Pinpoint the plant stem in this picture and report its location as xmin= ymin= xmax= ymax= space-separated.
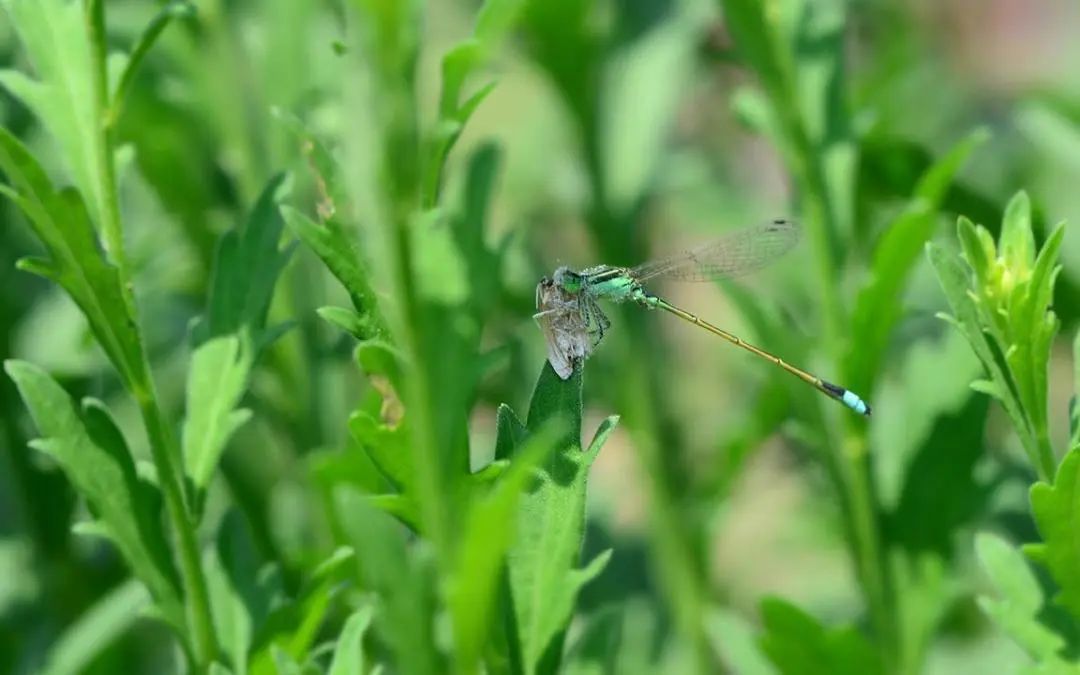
xmin=138 ymin=392 xmax=219 ymax=667
xmin=622 ymin=351 xmax=713 ymax=673
xmin=580 ymin=122 xmax=714 ymax=671
xmin=838 ymin=432 xmax=897 ymax=667
xmin=792 ymin=119 xmax=899 ymax=675
xmin=1035 ymin=428 xmax=1057 ymax=482
xmin=85 ymin=0 xmax=129 ymax=285
xmin=732 ymin=19 xmax=899 ymax=666
xmin=85 ymin=1 xmax=219 ymax=667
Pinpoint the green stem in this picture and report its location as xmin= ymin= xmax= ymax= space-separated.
xmin=622 ymin=352 xmax=713 ymax=673
xmin=393 ymin=209 xmax=452 ymax=558
xmin=791 ymin=119 xmax=899 ymax=675
xmin=581 ymin=118 xmax=713 ymax=671
xmin=756 ymin=30 xmax=898 ymax=670
xmin=85 ymin=0 xmax=129 ymax=285
xmin=1035 ymin=429 xmax=1056 ymax=483
xmin=85 ymin=2 xmax=219 ymax=668
xmin=790 ymin=122 xmax=898 ymax=673
xmin=138 ymin=392 xmax=219 ymax=667
xmin=838 ymin=432 xmax=897 ymax=667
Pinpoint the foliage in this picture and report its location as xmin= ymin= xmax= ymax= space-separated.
xmin=1 ymin=0 xmax=1080 ymax=674
xmin=929 ymin=192 xmax=1064 ymax=480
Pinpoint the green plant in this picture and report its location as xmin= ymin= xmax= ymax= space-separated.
xmin=2 ymin=0 xmax=620 ymax=672
xmin=930 ymin=194 xmax=1080 ymax=673
xmin=4 ymin=1 xmax=1080 ymax=674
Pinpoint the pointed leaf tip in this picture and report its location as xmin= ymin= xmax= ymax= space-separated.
xmin=585 ymin=415 xmax=619 ymax=464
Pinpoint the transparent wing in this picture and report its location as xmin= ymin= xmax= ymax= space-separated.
xmin=630 ymin=219 xmax=801 ymax=283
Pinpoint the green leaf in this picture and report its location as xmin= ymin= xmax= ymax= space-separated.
xmin=976 ymin=533 xmax=1068 ymax=664
xmin=870 ymin=330 xmax=982 ymax=510
xmin=183 ymin=335 xmax=253 ymax=491
xmin=107 ymin=1 xmax=195 ymax=128
xmin=847 ymin=129 xmax=986 ymax=394
xmin=184 ymin=176 xmax=293 ymax=492
xmin=4 ymin=360 xmax=184 ymax=631
xmin=563 ymin=602 xmax=663 ymax=675
xmin=562 ymin=606 xmax=625 ymax=675
xmin=707 ymin=608 xmax=776 ymax=675
xmin=1027 ymin=448 xmax=1080 ymax=622
xmin=422 ymin=0 xmax=524 ymax=206
xmin=887 ymin=396 xmax=990 ymax=556
xmin=207 ymin=512 xmax=284 ymax=675
xmin=1023 ymin=221 xmax=1065 ymax=431
xmin=200 ymin=174 xmax=293 ymax=342
xmin=452 ymin=144 xmax=503 ymax=321
xmin=39 ymin=580 xmax=150 ymax=675
xmin=927 ymin=240 xmax=1035 ymax=463
xmin=506 ymin=364 xmax=615 ymax=674
xmin=249 ymin=547 xmax=356 ymax=675
xmin=281 ymin=206 xmax=387 ymax=341
xmin=270 ymin=646 xmax=303 ymax=675
xmin=0 ymin=0 xmax=110 ymax=231
xmin=348 ymin=408 xmax=412 ymax=493
xmin=336 ymin=489 xmax=444 ymax=675
xmin=1071 ymin=333 xmax=1080 ymax=449
xmin=601 ymin=5 xmax=704 ymax=213
xmin=957 ymin=215 xmax=993 ymax=287
xmin=328 ymin=604 xmax=375 ymax=675
xmin=0 ymin=128 xmax=146 ymax=391
xmin=316 ymin=306 xmax=372 ymax=342
xmin=791 ymin=0 xmax=856 ymax=238
xmin=1001 ymin=191 xmax=1036 ymax=275
xmin=758 ymin=598 xmax=883 ymax=675
xmin=494 ymin=403 xmax=527 ymax=462
xmin=346 ymin=342 xmax=418 ymax=527
xmin=717 ymin=0 xmax=788 ymax=105
xmin=449 ymin=420 xmax=564 ymax=672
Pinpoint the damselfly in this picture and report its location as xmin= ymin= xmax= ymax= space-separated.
xmin=533 ymin=218 xmax=871 ymax=416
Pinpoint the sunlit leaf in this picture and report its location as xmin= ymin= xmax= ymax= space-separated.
xmin=1027 ymin=448 xmax=1080 ymax=623
xmin=0 ymin=128 xmax=146 ymax=391
xmin=758 ymin=598 xmax=882 ymax=675
xmin=5 ymin=360 xmax=184 ymax=631
xmin=328 ymin=603 xmax=375 ymax=675
xmin=506 ymin=364 xmax=614 ymax=673
xmin=976 ymin=533 xmax=1070 ymax=667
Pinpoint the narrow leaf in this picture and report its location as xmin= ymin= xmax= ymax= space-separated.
xmin=507 ymin=363 xmax=616 ymax=673
xmin=282 ymin=206 xmax=387 ymax=340
xmin=201 ymin=175 xmax=292 ymax=342
xmin=5 ymin=360 xmax=183 ymax=629
xmin=40 ymin=580 xmax=150 ymax=675
xmin=0 ymin=0 xmax=109 ymax=229
xmin=108 ymin=1 xmax=195 ymax=127
xmin=1001 ymin=191 xmax=1036 ymax=273
xmin=0 ymin=128 xmax=146 ymax=390
xmin=758 ymin=598 xmax=883 ymax=675
xmin=976 ymin=533 xmax=1067 ymax=663
xmin=336 ymin=489 xmax=443 ymax=675
xmin=450 ymin=421 xmax=563 ymax=671
xmin=183 ymin=336 xmax=253 ymax=490
xmin=328 ymin=604 xmax=375 ymax=675
xmin=847 ymin=129 xmax=986 ymax=393
xmin=1027 ymin=448 xmax=1080 ymax=622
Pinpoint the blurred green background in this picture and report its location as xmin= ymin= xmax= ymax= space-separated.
xmin=3 ymin=0 xmax=1080 ymax=673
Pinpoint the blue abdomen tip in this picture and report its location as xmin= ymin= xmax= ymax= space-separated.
xmin=842 ymin=390 xmax=871 ymax=416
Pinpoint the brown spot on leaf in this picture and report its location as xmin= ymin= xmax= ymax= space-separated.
xmin=370 ymin=375 xmax=404 ymax=427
